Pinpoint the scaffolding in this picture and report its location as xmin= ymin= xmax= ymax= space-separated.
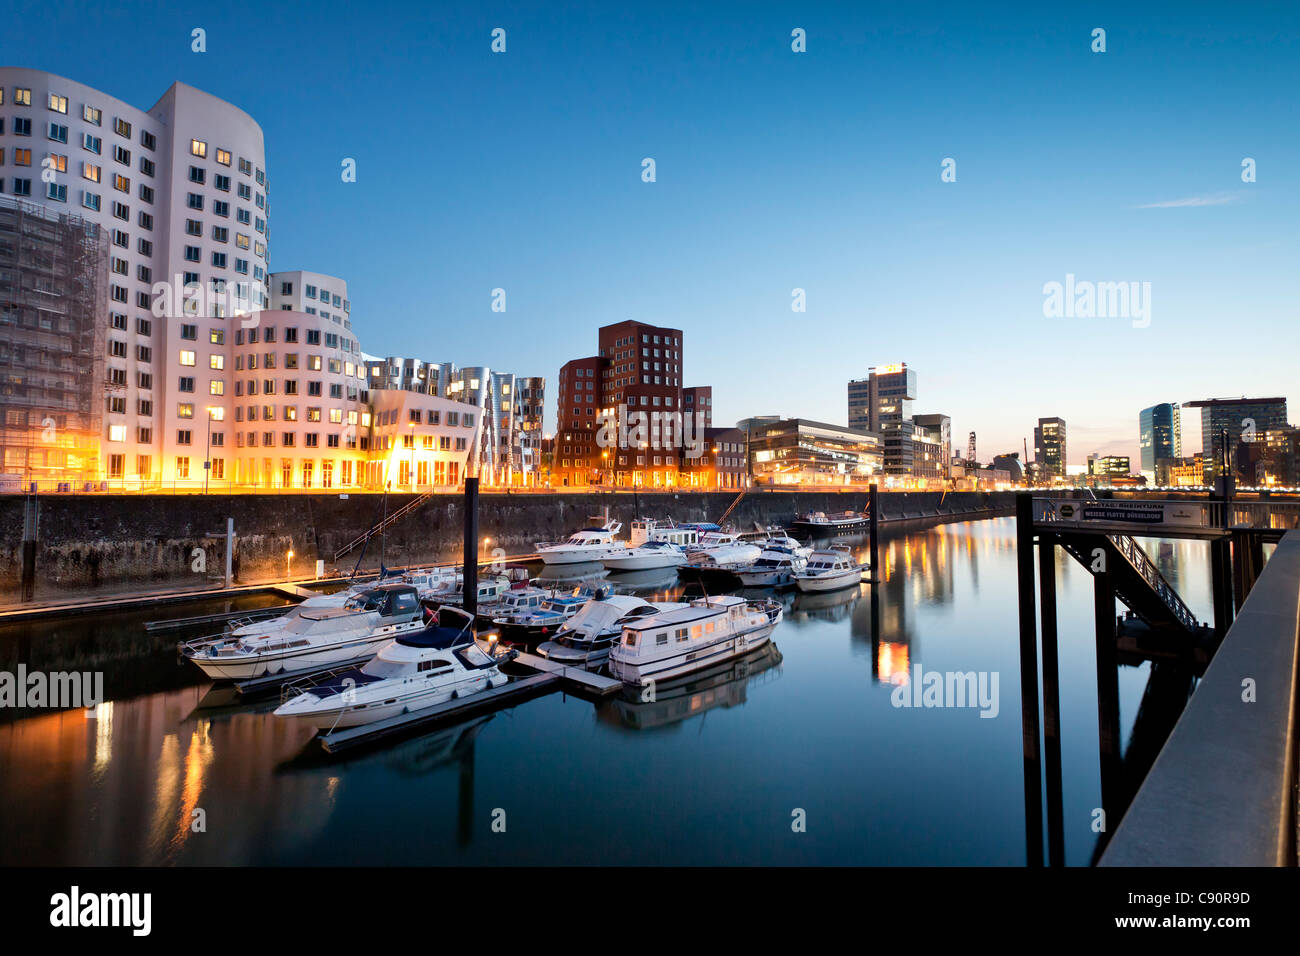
xmin=0 ymin=197 xmax=108 ymax=489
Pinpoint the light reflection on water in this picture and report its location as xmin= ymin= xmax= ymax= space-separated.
xmin=0 ymin=518 xmax=1212 ymax=866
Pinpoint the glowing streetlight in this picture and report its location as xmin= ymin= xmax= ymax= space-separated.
xmin=286 ymin=549 xmax=294 ymax=582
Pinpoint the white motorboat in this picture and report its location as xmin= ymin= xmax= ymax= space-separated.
xmin=627 ymin=518 xmax=703 ymax=549
xmin=181 ymin=583 xmax=428 ymax=681
xmin=535 ymin=521 xmax=626 ymax=565
xmin=792 ymin=546 xmax=867 ymax=592
xmin=608 ymin=594 xmax=783 ymax=686
xmin=759 ymin=535 xmax=813 ymax=560
xmin=423 ymin=573 xmax=514 ymax=614
xmin=677 ymin=531 xmax=762 ymax=581
xmin=273 ymin=608 xmax=513 ymax=730
xmin=735 ymin=549 xmax=807 ymax=588
xmin=602 ymin=539 xmax=690 ymax=572
xmin=226 ymin=566 xmax=457 ymax=639
xmin=536 ymin=593 xmax=687 ymax=670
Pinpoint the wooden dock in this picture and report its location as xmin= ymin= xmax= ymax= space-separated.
xmin=513 ymin=652 xmax=624 ymax=696
xmin=317 ymin=673 xmax=558 ymax=753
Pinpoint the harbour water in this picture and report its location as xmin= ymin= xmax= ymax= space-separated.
xmin=0 ymin=518 xmax=1212 ymax=866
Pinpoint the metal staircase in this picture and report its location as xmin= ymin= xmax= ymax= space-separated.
xmin=332 ymin=493 xmax=433 ymax=562
xmin=716 ymin=488 xmax=747 ymax=527
xmin=1057 ymin=531 xmax=1199 ymax=633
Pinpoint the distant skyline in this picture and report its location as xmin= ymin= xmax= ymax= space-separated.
xmin=6 ymin=0 xmax=1297 ymax=467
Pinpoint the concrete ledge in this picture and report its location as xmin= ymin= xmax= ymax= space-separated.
xmin=1101 ymin=531 xmax=1300 ymax=866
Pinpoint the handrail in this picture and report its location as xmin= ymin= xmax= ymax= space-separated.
xmin=1108 ymin=533 xmax=1199 ymax=630
xmin=332 ymin=492 xmax=433 ymax=561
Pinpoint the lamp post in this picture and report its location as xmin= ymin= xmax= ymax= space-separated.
xmin=204 ymin=407 xmax=216 ymax=494
xmin=408 ymin=421 xmax=417 ymax=491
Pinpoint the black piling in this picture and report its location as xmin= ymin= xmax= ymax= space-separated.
xmin=1038 ymin=535 xmax=1065 ymax=866
xmin=1093 ymin=569 xmax=1121 ymax=839
xmin=1015 ymin=492 xmax=1043 ymax=866
xmin=462 ymin=477 xmax=479 ymax=619
xmin=868 ymin=483 xmax=880 ymax=580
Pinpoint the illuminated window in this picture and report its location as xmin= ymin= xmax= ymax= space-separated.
xmin=108 ymin=424 xmax=126 ymax=442
xmin=191 ymin=139 xmax=207 ymax=158
xmin=179 ymin=350 xmax=195 ymax=366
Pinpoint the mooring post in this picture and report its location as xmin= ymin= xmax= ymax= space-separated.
xmin=1210 ymin=537 xmax=1233 ymax=635
xmin=224 ymin=517 xmax=234 ymax=589
xmin=868 ymin=483 xmax=880 ymax=581
xmin=1015 ymin=492 xmax=1043 ymax=866
xmin=21 ymin=494 xmax=38 ymax=603
xmin=1038 ymin=535 xmax=1065 ymax=867
xmin=1094 ymin=569 xmax=1121 ymax=837
xmin=462 ymin=477 xmax=479 ymax=619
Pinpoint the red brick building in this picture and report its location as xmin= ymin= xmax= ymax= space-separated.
xmin=554 ymin=320 xmax=713 ymax=488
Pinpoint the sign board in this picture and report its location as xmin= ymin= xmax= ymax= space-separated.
xmin=1053 ymin=499 xmax=1207 ymax=528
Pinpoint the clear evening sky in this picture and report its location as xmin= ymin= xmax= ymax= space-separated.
xmin=6 ymin=1 xmax=1297 ymax=466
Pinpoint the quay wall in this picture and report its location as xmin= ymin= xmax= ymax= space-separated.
xmin=0 ymin=489 xmax=1013 ymax=604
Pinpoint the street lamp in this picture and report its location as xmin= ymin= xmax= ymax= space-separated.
xmin=204 ymin=406 xmax=217 ymax=494
xmin=408 ymin=421 xmax=417 ymax=491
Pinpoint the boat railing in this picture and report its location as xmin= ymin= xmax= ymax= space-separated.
xmin=279 ymin=662 xmax=368 ymax=706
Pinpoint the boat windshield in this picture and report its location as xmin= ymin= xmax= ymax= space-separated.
xmin=344 ymin=591 xmax=384 ymax=612
xmin=361 ymin=657 xmax=410 ymax=679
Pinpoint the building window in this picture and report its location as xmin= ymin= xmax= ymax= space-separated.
xmin=191 ymin=139 xmax=207 ymax=158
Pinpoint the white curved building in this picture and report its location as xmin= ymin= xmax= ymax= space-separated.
xmin=0 ymin=68 xmax=497 ymax=493
xmin=0 ymin=68 xmax=269 ymax=488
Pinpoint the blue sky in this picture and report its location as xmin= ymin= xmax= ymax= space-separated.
xmin=6 ymin=1 xmax=1298 ymax=465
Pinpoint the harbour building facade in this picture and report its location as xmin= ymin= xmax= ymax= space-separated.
xmin=1138 ymin=402 xmax=1181 ymax=482
xmin=1185 ymin=397 xmax=1288 ymax=484
xmin=1034 ymin=417 xmax=1067 ymax=481
xmin=555 ymin=320 xmax=713 ymax=488
xmin=847 ymin=363 xmax=916 ymax=476
xmin=742 ymin=417 xmax=883 ymax=486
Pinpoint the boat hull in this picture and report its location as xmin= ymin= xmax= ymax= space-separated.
xmin=601 ymin=552 xmax=685 ymax=571
xmin=184 ymin=631 xmax=399 ymax=681
xmin=794 ymin=569 xmax=863 ymax=592
xmin=277 ymin=671 xmax=509 ymax=730
xmin=608 ymin=621 xmax=777 ymax=686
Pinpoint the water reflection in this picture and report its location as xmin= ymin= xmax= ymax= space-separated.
xmin=597 ymin=643 xmax=783 ymax=732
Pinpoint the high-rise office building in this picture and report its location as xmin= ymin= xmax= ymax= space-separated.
xmin=913 ymin=412 xmax=951 ymax=479
xmin=1138 ymin=403 xmax=1181 ymax=480
xmin=848 ymin=363 xmax=916 ymax=476
xmin=1185 ymin=397 xmax=1288 ymax=483
xmin=1033 ymin=417 xmax=1067 ymax=480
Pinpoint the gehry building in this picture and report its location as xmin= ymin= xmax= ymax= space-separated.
xmin=0 ymin=68 xmax=540 ymax=492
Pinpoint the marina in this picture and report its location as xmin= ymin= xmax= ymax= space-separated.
xmin=0 ymin=516 xmax=1216 ymax=866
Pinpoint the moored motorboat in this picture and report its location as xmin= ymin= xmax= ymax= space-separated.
xmin=535 ymin=521 xmax=626 ymax=565
xmin=792 ymin=546 xmax=867 ymax=592
xmin=608 ymin=594 xmax=783 ymax=685
xmin=735 ymin=550 xmax=807 ymax=588
xmin=676 ymin=531 xmax=762 ymax=583
xmin=181 ymin=583 xmax=428 ymax=681
xmin=273 ymin=607 xmax=514 ymax=730
xmin=536 ymin=593 xmax=687 ymax=669
xmin=490 ymin=590 xmax=593 ymax=644
xmin=791 ymin=510 xmax=869 ymax=535
xmin=602 ymin=539 xmax=690 ymax=572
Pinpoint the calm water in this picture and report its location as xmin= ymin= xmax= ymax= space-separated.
xmin=0 ymin=518 xmax=1215 ymax=866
